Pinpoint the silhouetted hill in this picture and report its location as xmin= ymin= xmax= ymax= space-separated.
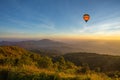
xmin=0 ymin=39 xmax=65 ymax=47
xmin=0 ymin=39 xmax=81 ymax=54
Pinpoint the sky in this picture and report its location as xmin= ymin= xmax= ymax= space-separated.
xmin=0 ymin=0 xmax=120 ymax=41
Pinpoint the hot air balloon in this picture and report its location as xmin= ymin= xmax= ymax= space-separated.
xmin=83 ymin=14 xmax=90 ymax=22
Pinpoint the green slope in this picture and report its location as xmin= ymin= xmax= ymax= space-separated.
xmin=0 ymin=46 xmax=119 ymax=80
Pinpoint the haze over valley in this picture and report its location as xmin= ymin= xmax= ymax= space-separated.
xmin=0 ymin=39 xmax=120 ymax=56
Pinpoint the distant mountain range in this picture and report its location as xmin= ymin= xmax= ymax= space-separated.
xmin=0 ymin=39 xmax=66 ymax=49
xmin=0 ymin=39 xmax=82 ymax=55
xmin=1 ymin=39 xmax=120 ymax=55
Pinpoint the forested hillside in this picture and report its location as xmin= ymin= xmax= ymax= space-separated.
xmin=0 ymin=46 xmax=120 ymax=80
xmin=63 ymin=52 xmax=120 ymax=72
xmin=62 ymin=52 xmax=120 ymax=78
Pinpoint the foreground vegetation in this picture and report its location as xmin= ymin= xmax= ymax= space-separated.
xmin=0 ymin=46 xmax=120 ymax=80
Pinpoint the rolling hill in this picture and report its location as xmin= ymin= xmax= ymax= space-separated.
xmin=0 ymin=46 xmax=120 ymax=79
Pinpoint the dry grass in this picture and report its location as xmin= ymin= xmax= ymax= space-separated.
xmin=0 ymin=65 xmax=114 ymax=80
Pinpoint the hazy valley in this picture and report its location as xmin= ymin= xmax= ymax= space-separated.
xmin=0 ymin=39 xmax=120 ymax=56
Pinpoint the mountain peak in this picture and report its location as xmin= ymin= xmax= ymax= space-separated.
xmin=39 ymin=39 xmax=53 ymax=42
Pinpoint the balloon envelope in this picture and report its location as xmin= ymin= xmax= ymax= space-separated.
xmin=83 ymin=14 xmax=90 ymax=22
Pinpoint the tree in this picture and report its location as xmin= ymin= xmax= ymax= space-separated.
xmin=38 ymin=56 xmax=53 ymax=68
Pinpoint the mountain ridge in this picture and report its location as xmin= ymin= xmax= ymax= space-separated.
xmin=0 ymin=39 xmax=78 ymax=54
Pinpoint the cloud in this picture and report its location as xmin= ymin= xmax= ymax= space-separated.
xmin=73 ymin=20 xmax=120 ymax=36
xmin=6 ymin=16 xmax=56 ymax=31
